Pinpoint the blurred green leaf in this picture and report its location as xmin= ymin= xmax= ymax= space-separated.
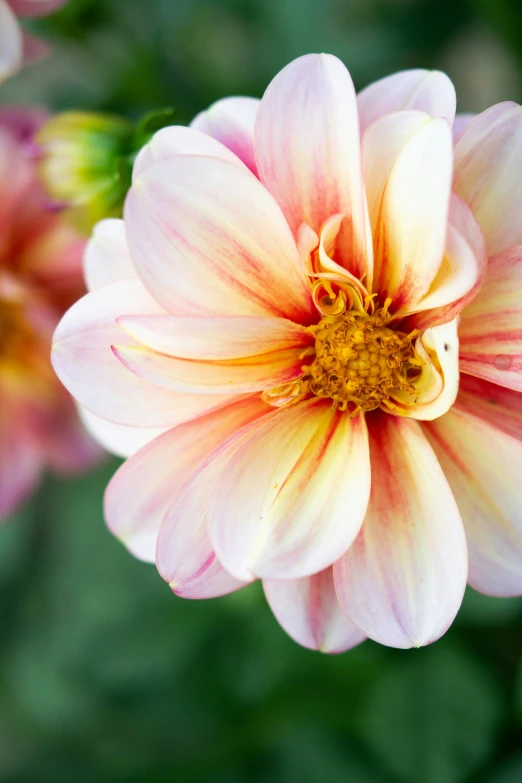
xmin=360 ymin=642 xmax=504 ymax=783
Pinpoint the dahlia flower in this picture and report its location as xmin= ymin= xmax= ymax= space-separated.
xmin=52 ymin=55 xmax=522 ymax=651
xmin=0 ymin=0 xmax=66 ymax=83
xmin=0 ymin=107 xmax=101 ymax=519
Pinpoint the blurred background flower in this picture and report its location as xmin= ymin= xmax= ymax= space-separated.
xmin=1 ymin=1 xmax=522 ymax=782
xmin=0 ymin=107 xmax=101 ymax=519
xmin=0 ymin=0 xmax=67 ymax=83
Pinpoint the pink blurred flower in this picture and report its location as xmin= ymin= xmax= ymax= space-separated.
xmin=0 ymin=0 xmax=66 ymax=83
xmin=53 ymin=56 xmax=522 ymax=651
xmin=0 ymin=107 xmax=102 ymax=520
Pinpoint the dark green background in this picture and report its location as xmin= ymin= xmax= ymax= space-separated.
xmin=2 ymin=1 xmax=522 ymax=780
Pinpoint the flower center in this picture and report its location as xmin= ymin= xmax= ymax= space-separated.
xmin=305 ymin=304 xmax=419 ymax=413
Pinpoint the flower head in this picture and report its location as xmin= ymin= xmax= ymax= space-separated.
xmin=53 ymin=56 xmax=522 ymax=651
xmin=0 ymin=107 xmax=101 ymax=520
xmin=0 ymin=0 xmax=67 ymax=83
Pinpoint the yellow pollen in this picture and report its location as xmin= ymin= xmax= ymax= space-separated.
xmin=305 ymin=305 xmax=420 ymax=413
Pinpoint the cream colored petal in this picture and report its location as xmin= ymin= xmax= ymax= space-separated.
xmin=334 ymin=414 xmax=467 ymax=649
xmin=208 ymin=399 xmax=371 ymax=581
xmin=370 ymin=117 xmax=453 ymax=312
xmin=116 ymin=315 xmax=312 ymax=360
xmin=112 ymin=343 xmax=308 ymax=395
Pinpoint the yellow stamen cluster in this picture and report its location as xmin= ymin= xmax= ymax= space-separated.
xmin=304 ymin=304 xmax=419 ymax=413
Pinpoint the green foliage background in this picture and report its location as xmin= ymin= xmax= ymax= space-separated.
xmin=1 ymin=1 xmax=522 ymax=780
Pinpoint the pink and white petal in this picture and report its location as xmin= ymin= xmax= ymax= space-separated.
xmin=132 ymin=125 xmax=247 ymax=180
xmin=453 ymin=113 xmax=474 ymax=142
xmin=0 ymin=0 xmax=23 ymax=83
xmin=208 ymin=398 xmax=371 ymax=581
xmin=263 ymin=568 xmax=366 ymax=653
xmin=371 ymin=117 xmax=453 ymax=312
xmin=157 ymin=455 xmax=251 ymax=598
xmin=79 ymin=407 xmax=167 ymax=459
xmin=107 ymin=394 xmax=268 ymax=563
xmin=334 ymin=414 xmax=467 ymax=649
xmin=459 ymin=244 xmax=522 ymax=391
xmin=52 ymin=279 xmax=244 ymax=427
xmin=389 ymin=318 xmax=460 ymax=420
xmin=83 ymin=218 xmax=136 ymax=292
xmin=112 ymin=343 xmax=307 ymax=395
xmin=455 ymin=373 xmax=522 ymax=442
xmin=117 ymin=315 xmax=312 ymax=360
xmin=190 ymin=96 xmax=259 ymax=175
xmin=454 ymin=102 xmax=522 ymax=255
xmin=255 ymin=54 xmax=371 ymax=275
xmin=403 ymin=195 xmax=486 ymax=330
xmin=126 ymin=155 xmax=314 ymax=323
xmin=357 ymin=69 xmax=456 ymax=133
xmin=424 ymin=406 xmax=522 ymax=596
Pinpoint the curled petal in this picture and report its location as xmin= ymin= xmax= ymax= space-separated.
xmin=425 ymin=406 xmax=522 ymax=597
xmin=108 ymin=395 xmax=268 ymax=563
xmin=83 ymin=218 xmax=136 ymax=292
xmin=454 ymin=102 xmax=522 ymax=255
xmin=370 ymin=117 xmax=453 ymax=312
xmin=52 ymin=279 xmax=245 ymax=427
xmin=126 ymin=154 xmax=314 ymax=323
xmin=116 ymin=315 xmax=312 ymax=360
xmin=334 ymin=414 xmax=467 ymax=649
xmin=133 ymin=125 xmax=247 ymax=180
xmin=263 ymin=568 xmax=366 ymax=653
xmin=190 ymin=96 xmax=259 ymax=175
xmin=388 ymin=318 xmax=460 ymax=420
xmin=357 ymin=69 xmax=456 ymax=133
xmin=459 ymin=244 xmax=522 ymax=391
xmin=208 ymin=398 xmax=371 ymax=581
xmin=403 ymin=195 xmax=486 ymax=330
xmin=0 ymin=0 xmax=23 ymax=83
xmin=255 ymin=53 xmax=371 ymax=273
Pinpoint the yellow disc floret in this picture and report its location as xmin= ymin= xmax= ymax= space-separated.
xmin=305 ymin=302 xmax=419 ymax=413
